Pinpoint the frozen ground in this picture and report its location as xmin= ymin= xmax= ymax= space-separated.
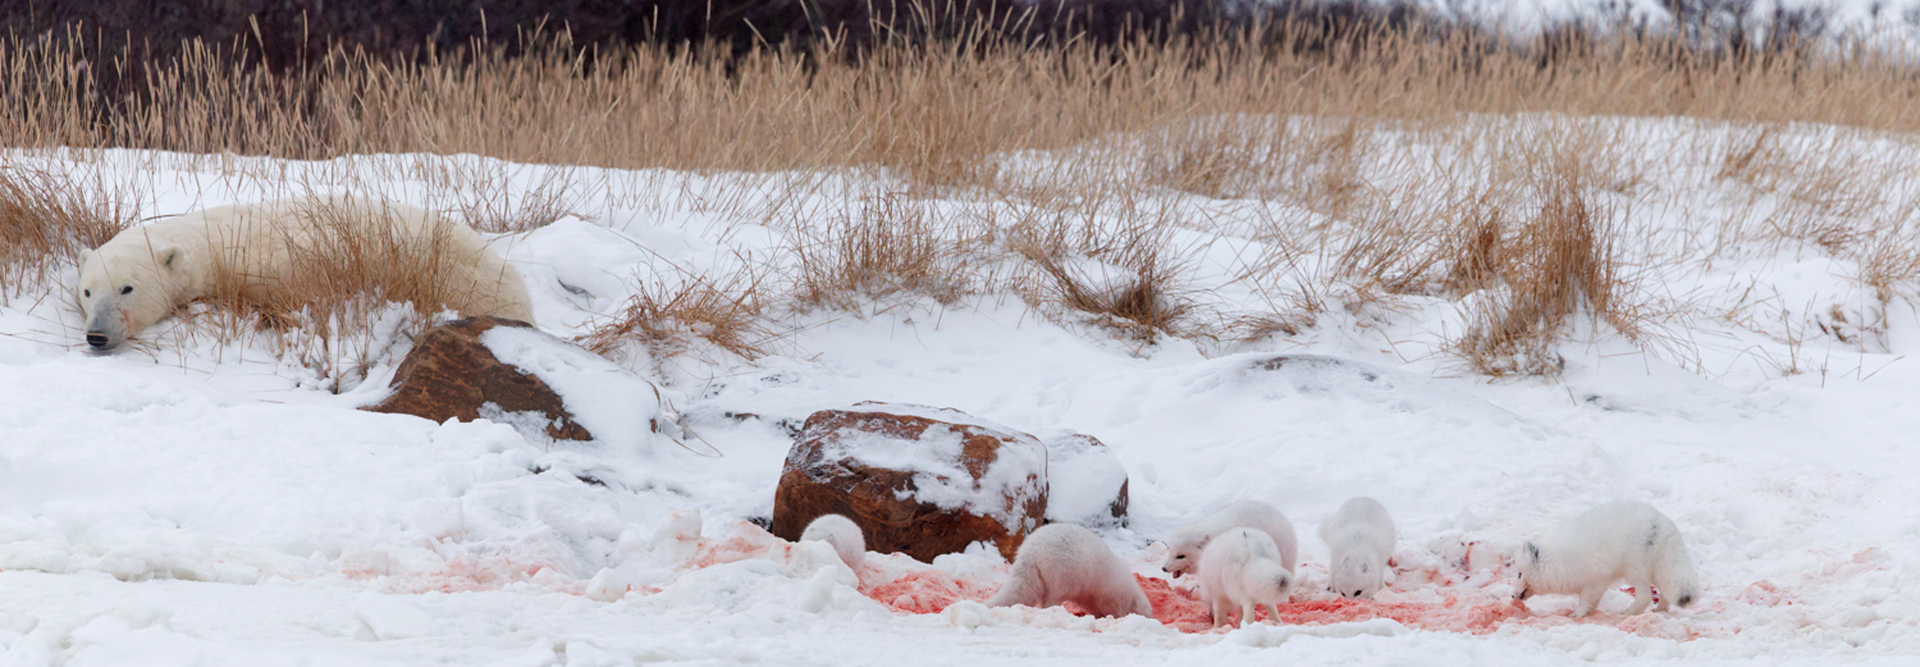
xmin=2 ymin=115 xmax=1919 ymax=665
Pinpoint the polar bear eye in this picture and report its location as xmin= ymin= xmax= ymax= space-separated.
xmin=120 ymin=285 xmax=134 ymax=295
xmin=83 ymin=289 xmax=91 ymax=298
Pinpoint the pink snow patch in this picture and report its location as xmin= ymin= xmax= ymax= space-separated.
xmin=1137 ymin=574 xmax=1213 ymax=632
xmin=389 ymin=555 xmax=563 ymax=594
xmin=1736 ymin=580 xmax=1793 ymax=606
xmin=862 ymin=569 xmax=996 ymax=613
xmin=690 ymin=524 xmax=793 ymax=569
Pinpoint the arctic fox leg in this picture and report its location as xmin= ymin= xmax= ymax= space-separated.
xmin=1574 ymin=583 xmax=1609 ymax=618
xmin=1623 ymin=579 xmax=1654 ymax=615
xmin=1212 ymin=598 xmax=1236 ymax=628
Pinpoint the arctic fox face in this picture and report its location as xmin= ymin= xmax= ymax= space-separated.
xmin=1331 ymin=554 xmax=1386 ymax=599
xmin=1513 ymin=541 xmax=1543 ymax=601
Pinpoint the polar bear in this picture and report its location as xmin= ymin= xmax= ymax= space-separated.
xmin=798 ymin=514 xmax=867 ymax=571
xmin=986 ymin=523 xmax=1153 ymax=619
xmin=75 ymin=196 xmax=533 ymax=352
xmin=1163 ymin=499 xmax=1298 ymax=578
xmin=1514 ymin=500 xmax=1699 ymax=617
xmin=1320 ymin=496 xmax=1397 ymax=599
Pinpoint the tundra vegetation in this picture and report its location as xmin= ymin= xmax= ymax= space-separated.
xmin=4 ymin=0 xmax=1918 ymax=381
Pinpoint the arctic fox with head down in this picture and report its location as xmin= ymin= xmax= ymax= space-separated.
xmin=986 ymin=523 xmax=1153 ymax=619
xmin=1320 ymin=496 xmax=1396 ymax=599
xmin=799 ymin=514 xmax=866 ymax=571
xmin=1198 ymin=527 xmax=1294 ymax=628
xmin=1163 ymin=499 xmax=1298 ymax=577
xmin=1515 ymin=500 xmax=1699 ymax=617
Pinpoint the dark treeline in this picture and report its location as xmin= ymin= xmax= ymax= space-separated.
xmin=2 ymin=0 xmax=1422 ymax=65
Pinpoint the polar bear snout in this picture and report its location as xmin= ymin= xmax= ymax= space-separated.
xmin=81 ymin=303 xmax=129 ymax=353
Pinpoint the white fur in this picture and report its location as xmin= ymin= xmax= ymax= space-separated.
xmin=1320 ymin=496 xmax=1397 ymax=599
xmin=986 ymin=524 xmax=1153 ymax=618
xmin=1515 ymin=500 xmax=1700 ymax=618
xmin=1163 ymin=499 xmax=1298 ymax=577
xmin=1198 ymin=527 xmax=1294 ymax=628
xmin=75 ymin=195 xmax=533 ymax=352
xmin=799 ymin=514 xmax=867 ymax=571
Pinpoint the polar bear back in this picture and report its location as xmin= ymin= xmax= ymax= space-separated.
xmin=183 ymin=196 xmax=533 ymax=321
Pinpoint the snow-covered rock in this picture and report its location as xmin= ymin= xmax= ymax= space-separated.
xmin=770 ymin=402 xmax=1048 ymax=561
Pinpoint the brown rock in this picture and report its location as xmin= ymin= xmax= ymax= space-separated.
xmin=365 ymin=316 xmax=592 ymax=441
xmin=770 ymin=403 xmax=1048 ymax=562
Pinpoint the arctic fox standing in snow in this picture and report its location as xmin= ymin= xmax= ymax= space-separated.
xmin=799 ymin=514 xmax=866 ymax=571
xmin=1515 ymin=500 xmax=1700 ymax=617
xmin=987 ymin=524 xmax=1154 ymax=618
xmin=1163 ymin=499 xmax=1298 ymax=578
xmin=1198 ymin=527 xmax=1294 ymax=628
xmin=1320 ymin=496 xmax=1397 ymax=599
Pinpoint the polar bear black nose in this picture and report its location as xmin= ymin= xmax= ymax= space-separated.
xmin=86 ymin=333 xmax=110 ymax=348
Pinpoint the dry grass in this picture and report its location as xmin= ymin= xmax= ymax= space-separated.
xmin=1007 ymin=203 xmax=1197 ymax=343
xmin=581 ymin=271 xmax=774 ymax=362
xmin=10 ymin=17 xmax=1920 ymax=179
xmin=0 ymin=165 xmax=137 ymax=298
xmin=791 ymin=193 xmax=975 ymax=308
xmin=5 ymin=13 xmax=1920 ymax=377
xmin=1454 ymin=169 xmax=1632 ymax=376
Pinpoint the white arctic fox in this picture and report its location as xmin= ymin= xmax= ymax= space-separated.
xmin=1320 ymin=496 xmax=1397 ymax=599
xmin=1163 ymin=499 xmax=1299 ymax=577
xmin=799 ymin=514 xmax=866 ymax=571
xmin=1198 ymin=527 xmax=1295 ymax=628
xmin=986 ymin=523 xmax=1154 ymax=618
xmin=1515 ymin=500 xmax=1700 ymax=617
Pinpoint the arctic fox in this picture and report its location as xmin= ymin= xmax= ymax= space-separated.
xmin=799 ymin=514 xmax=866 ymax=571
xmin=1164 ymin=499 xmax=1298 ymax=577
xmin=1320 ymin=496 xmax=1397 ymax=599
xmin=1515 ymin=500 xmax=1700 ymax=617
xmin=986 ymin=523 xmax=1154 ymax=618
xmin=1198 ymin=527 xmax=1294 ymax=628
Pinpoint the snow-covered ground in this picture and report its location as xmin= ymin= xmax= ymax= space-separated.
xmin=2 ymin=114 xmax=1919 ymax=665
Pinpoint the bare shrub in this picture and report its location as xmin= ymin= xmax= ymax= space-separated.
xmin=1455 ymin=171 xmax=1628 ymax=377
xmin=432 ymin=160 xmax=585 ymax=233
xmin=1009 ymin=207 xmax=1195 ymax=343
xmin=581 ymin=271 xmax=773 ymax=362
xmin=792 ymin=193 xmax=972 ymax=308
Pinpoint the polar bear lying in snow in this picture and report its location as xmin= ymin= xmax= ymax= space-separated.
xmin=76 ymin=196 xmax=533 ymax=352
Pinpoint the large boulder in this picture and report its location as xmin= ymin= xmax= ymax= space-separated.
xmin=1041 ymin=433 xmax=1129 ymax=528
xmin=366 ymin=316 xmax=660 ymax=448
xmin=769 ymin=403 xmax=1048 ymax=562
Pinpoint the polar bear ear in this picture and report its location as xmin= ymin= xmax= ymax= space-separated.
xmin=158 ymin=245 xmax=184 ymax=272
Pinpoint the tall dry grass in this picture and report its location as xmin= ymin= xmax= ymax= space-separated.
xmin=6 ymin=13 xmax=1920 ymax=376
xmin=0 ymin=166 xmax=137 ymax=298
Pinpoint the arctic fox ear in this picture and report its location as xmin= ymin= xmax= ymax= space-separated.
xmin=1525 ymin=541 xmax=1540 ymax=563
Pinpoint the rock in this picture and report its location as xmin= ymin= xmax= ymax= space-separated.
xmin=366 ymin=316 xmax=661 ymax=447
xmin=1042 ymin=433 xmax=1129 ymax=528
xmin=770 ymin=403 xmax=1048 ymax=562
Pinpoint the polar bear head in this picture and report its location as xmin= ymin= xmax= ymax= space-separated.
xmin=75 ymin=239 xmax=190 ymax=353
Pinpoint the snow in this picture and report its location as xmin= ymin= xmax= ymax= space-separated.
xmin=1 ymin=115 xmax=1919 ymax=664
